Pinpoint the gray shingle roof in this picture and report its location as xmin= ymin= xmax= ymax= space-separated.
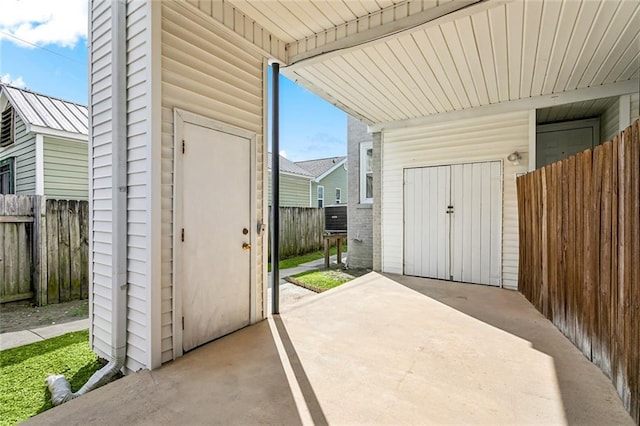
xmin=267 ymin=153 xmax=313 ymax=177
xmin=1 ymin=84 xmax=88 ymax=135
xmin=295 ymin=156 xmax=346 ymax=178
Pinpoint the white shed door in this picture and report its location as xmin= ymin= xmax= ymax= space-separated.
xmin=404 ymin=166 xmax=450 ymax=279
xmin=181 ymin=122 xmax=251 ymax=352
xmin=404 ymin=161 xmax=502 ymax=286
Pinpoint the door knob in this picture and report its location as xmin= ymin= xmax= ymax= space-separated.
xmin=242 ymin=243 xmax=251 ymax=250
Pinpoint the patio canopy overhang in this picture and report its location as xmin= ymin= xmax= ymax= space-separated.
xmin=206 ymin=0 xmax=639 ymax=130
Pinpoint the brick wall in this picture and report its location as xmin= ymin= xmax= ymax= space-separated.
xmin=347 ymin=116 xmax=374 ymax=269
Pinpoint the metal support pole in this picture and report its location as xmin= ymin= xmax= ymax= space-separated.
xmin=271 ymin=63 xmax=280 ymax=315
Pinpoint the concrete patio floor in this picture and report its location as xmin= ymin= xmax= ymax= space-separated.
xmin=26 ymin=272 xmax=633 ymax=425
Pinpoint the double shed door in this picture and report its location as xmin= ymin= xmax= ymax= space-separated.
xmin=404 ymin=161 xmax=502 ymax=286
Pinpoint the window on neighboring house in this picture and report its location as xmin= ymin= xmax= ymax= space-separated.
xmin=335 ymin=188 xmax=341 ymax=204
xmin=0 ymin=157 xmax=15 ymax=194
xmin=1 ymin=105 xmax=15 ymax=147
xmin=360 ymin=142 xmax=373 ymax=203
xmin=317 ymin=185 xmax=324 ymax=208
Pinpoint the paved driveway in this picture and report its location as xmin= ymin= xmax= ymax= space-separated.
xmin=26 ymin=273 xmax=633 ymax=425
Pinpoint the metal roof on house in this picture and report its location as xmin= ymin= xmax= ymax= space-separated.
xmin=295 ymin=156 xmax=346 ymax=179
xmin=0 ymin=84 xmax=88 ymax=136
xmin=267 ymin=153 xmax=313 ymax=178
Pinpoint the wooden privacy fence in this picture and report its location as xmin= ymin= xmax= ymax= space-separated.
xmin=0 ymin=195 xmax=89 ymax=306
xmin=516 ymin=119 xmax=639 ymax=423
xmin=269 ymin=207 xmax=324 ymax=258
xmin=0 ymin=195 xmax=33 ymax=303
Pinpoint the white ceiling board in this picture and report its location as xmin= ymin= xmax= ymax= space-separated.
xmin=506 ymin=0 xmax=524 ymax=100
xmin=580 ymin=2 xmax=640 ymax=88
xmin=540 ymin=1 xmax=581 ymax=96
xmin=268 ymin=0 xmax=640 ymax=126
xmin=552 ymin=1 xmax=601 ymax=93
xmin=530 ymin=0 xmax=562 ymax=97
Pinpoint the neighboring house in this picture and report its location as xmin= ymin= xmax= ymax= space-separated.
xmin=85 ymin=0 xmax=638 ymax=374
xmin=346 ymin=117 xmax=374 ymax=269
xmin=267 ymin=152 xmax=313 ymax=207
xmin=0 ymin=85 xmax=89 ymax=199
xmin=296 ymin=156 xmax=347 ymax=208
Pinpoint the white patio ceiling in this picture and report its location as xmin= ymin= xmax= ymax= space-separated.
xmin=228 ymin=0 xmax=640 ymax=128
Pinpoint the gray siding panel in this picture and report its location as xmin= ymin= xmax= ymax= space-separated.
xmin=43 ymin=137 xmax=89 ymax=200
xmin=0 ymin=115 xmax=36 ymax=194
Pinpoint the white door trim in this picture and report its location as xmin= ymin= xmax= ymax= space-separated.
xmin=172 ymin=108 xmax=257 ymax=358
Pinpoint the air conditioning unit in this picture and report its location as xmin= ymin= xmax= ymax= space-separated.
xmin=324 ymin=205 xmax=347 ymax=234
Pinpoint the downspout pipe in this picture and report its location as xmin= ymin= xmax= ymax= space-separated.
xmin=47 ymin=0 xmax=128 ymax=405
xmin=271 ymin=63 xmax=280 ymax=315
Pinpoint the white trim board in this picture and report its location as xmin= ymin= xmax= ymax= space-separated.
xmin=27 ymin=125 xmax=88 ymax=141
xmin=35 ymin=134 xmax=44 ymax=195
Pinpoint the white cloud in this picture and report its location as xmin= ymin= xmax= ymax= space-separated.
xmin=1 ymin=74 xmax=27 ymax=88
xmin=279 ymin=150 xmax=288 ymax=159
xmin=0 ymin=0 xmax=87 ymax=48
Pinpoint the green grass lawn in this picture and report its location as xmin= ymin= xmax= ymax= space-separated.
xmin=268 ymin=244 xmax=345 ymax=272
xmin=289 ymin=269 xmax=354 ymax=292
xmin=0 ymin=330 xmax=103 ymax=426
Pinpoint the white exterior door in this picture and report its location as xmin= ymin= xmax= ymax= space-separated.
xmin=404 ymin=166 xmax=450 ymax=279
xmin=404 ymin=161 xmax=502 ymax=286
xmin=179 ymin=122 xmax=252 ymax=352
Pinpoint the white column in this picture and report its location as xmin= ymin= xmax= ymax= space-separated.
xmin=619 ymin=94 xmax=631 ymax=131
xmin=35 ymin=134 xmax=44 ymax=195
xmin=528 ymin=110 xmax=536 ymax=171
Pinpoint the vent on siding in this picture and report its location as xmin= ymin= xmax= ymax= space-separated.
xmin=0 ymin=106 xmax=15 ymax=147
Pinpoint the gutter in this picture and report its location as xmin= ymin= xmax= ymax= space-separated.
xmin=47 ymin=0 xmax=128 ymax=404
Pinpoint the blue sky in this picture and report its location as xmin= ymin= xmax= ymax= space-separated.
xmin=0 ymin=0 xmax=346 ymax=162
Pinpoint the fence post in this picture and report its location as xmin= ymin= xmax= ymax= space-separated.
xmin=33 ymin=195 xmax=48 ymax=306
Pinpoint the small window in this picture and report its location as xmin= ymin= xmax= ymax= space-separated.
xmin=317 ymin=185 xmax=324 ymax=208
xmin=0 ymin=157 xmax=15 ymax=194
xmin=1 ymin=105 xmax=15 ymax=147
xmin=335 ymin=188 xmax=341 ymax=204
xmin=360 ymin=142 xmax=373 ymax=203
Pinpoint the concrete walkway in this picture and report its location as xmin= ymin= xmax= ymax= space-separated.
xmin=0 ymin=255 xmax=338 ymax=351
xmin=0 ymin=319 xmax=89 ymax=351
xmin=25 ymin=272 xmax=633 ymax=425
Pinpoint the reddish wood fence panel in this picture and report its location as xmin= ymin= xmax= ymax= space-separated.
xmin=517 ymin=119 xmax=640 ymax=423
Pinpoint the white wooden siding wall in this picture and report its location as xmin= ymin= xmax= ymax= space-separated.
xmin=90 ymin=0 xmax=114 ymax=360
xmin=124 ymin=0 xmax=151 ymax=372
xmin=161 ymin=1 xmax=265 ymax=363
xmin=186 ymin=0 xmax=286 ymax=61
xmin=600 ymin=97 xmax=620 ymax=143
xmin=382 ymin=111 xmax=530 ymax=289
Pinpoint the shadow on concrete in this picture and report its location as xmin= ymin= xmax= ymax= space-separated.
xmin=272 ymin=315 xmax=328 ymax=426
xmin=386 ymin=273 xmax=633 ymax=425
